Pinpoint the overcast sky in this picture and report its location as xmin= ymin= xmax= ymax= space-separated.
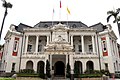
xmin=0 ymin=0 xmax=120 ymax=44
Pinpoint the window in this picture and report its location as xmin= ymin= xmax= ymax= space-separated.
xmin=78 ymin=45 xmax=82 ymax=52
xmin=73 ymin=45 xmax=75 ymax=52
xmin=11 ymin=63 xmax=15 ymax=72
xmin=13 ymin=41 xmax=18 ymax=52
xmin=27 ymin=44 xmax=32 ymax=52
xmin=103 ymin=41 xmax=106 ymax=51
xmin=114 ymin=63 xmax=116 ymax=70
xmin=38 ymin=45 xmax=42 ymax=52
xmin=72 ymin=24 xmax=77 ymax=28
xmin=105 ymin=63 xmax=108 ymax=70
xmin=89 ymin=44 xmax=93 ymax=52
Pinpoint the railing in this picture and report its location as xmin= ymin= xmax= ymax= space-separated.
xmin=22 ymin=52 xmax=46 ymax=59
xmin=74 ymin=52 xmax=98 ymax=59
xmin=75 ymin=52 xmax=97 ymax=55
xmin=23 ymin=52 xmax=44 ymax=55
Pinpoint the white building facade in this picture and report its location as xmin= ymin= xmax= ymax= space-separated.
xmin=0 ymin=21 xmax=120 ymax=76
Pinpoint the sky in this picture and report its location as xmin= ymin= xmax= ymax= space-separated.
xmin=0 ymin=0 xmax=120 ymax=44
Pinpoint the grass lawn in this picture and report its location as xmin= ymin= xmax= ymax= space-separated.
xmin=0 ymin=78 xmax=15 ymax=80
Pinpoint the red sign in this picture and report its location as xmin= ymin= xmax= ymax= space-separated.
xmin=12 ymin=37 xmax=19 ymax=56
xmin=101 ymin=37 xmax=108 ymax=56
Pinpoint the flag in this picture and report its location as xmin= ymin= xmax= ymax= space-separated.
xmin=60 ymin=0 xmax=62 ymax=8
xmin=67 ymin=7 xmax=70 ymax=14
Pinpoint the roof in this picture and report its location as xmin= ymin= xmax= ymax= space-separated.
xmin=34 ymin=21 xmax=88 ymax=28
xmin=89 ymin=22 xmax=106 ymax=32
xmin=15 ymin=23 xmax=32 ymax=32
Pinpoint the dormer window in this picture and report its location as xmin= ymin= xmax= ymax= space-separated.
xmin=72 ymin=24 xmax=76 ymax=28
xmin=44 ymin=24 xmax=48 ymax=28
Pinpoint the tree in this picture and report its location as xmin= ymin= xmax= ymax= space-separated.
xmin=46 ymin=60 xmax=51 ymax=78
xmin=74 ymin=61 xmax=79 ymax=78
xmin=107 ymin=8 xmax=120 ymax=36
xmin=66 ymin=62 xmax=71 ymax=78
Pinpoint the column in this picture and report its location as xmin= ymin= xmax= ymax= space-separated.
xmin=81 ymin=35 xmax=85 ymax=53
xmin=71 ymin=35 xmax=73 ymax=46
xmin=33 ymin=61 xmax=37 ymax=72
xmin=25 ymin=35 xmax=28 ymax=53
xmin=35 ymin=35 xmax=39 ymax=54
xmin=22 ymin=35 xmax=25 ymax=55
xmin=46 ymin=35 xmax=49 ymax=45
xmin=95 ymin=35 xmax=98 ymax=55
xmin=69 ymin=54 xmax=74 ymax=79
xmin=115 ymin=41 xmax=119 ymax=58
xmin=50 ymin=54 xmax=52 ymax=70
xmin=66 ymin=54 xmax=68 ymax=65
xmin=92 ymin=35 xmax=95 ymax=53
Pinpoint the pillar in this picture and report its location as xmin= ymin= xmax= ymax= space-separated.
xmin=81 ymin=35 xmax=85 ymax=53
xmin=50 ymin=54 xmax=52 ymax=71
xmin=35 ymin=35 xmax=39 ymax=54
xmin=46 ymin=35 xmax=49 ymax=45
xmin=25 ymin=35 xmax=28 ymax=53
xmin=92 ymin=35 xmax=95 ymax=53
xmin=69 ymin=54 xmax=74 ymax=79
xmin=22 ymin=35 xmax=25 ymax=55
xmin=71 ymin=35 xmax=73 ymax=46
xmin=33 ymin=61 xmax=37 ymax=73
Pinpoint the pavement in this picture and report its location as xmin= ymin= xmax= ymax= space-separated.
xmin=109 ymin=78 xmax=120 ymax=80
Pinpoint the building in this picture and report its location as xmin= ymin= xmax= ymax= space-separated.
xmin=0 ymin=21 xmax=120 ymax=76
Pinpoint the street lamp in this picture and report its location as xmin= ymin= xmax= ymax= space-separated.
xmin=0 ymin=0 xmax=12 ymax=40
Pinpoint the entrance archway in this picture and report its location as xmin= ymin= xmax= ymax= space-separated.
xmin=54 ymin=61 xmax=65 ymax=76
xmin=26 ymin=61 xmax=33 ymax=69
xmin=86 ymin=61 xmax=94 ymax=71
xmin=76 ymin=61 xmax=83 ymax=74
xmin=37 ymin=61 xmax=44 ymax=73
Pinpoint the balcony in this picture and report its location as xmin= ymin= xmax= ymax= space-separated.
xmin=74 ymin=52 xmax=98 ymax=59
xmin=22 ymin=52 xmax=45 ymax=59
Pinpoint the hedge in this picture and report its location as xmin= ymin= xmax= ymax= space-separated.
xmin=0 ymin=78 xmax=15 ymax=80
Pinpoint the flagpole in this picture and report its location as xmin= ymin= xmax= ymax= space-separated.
xmin=52 ymin=8 xmax=54 ymax=26
xmin=59 ymin=0 xmax=61 ymax=23
xmin=67 ymin=12 xmax=68 ymax=26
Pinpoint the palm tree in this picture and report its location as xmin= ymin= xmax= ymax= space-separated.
xmin=107 ymin=8 xmax=120 ymax=36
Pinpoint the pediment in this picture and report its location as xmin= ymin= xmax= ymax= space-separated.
xmin=51 ymin=23 xmax=69 ymax=31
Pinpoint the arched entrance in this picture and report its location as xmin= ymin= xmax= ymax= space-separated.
xmin=26 ymin=61 xmax=33 ymax=69
xmin=54 ymin=61 xmax=65 ymax=76
xmin=86 ymin=61 xmax=94 ymax=71
xmin=37 ymin=61 xmax=44 ymax=73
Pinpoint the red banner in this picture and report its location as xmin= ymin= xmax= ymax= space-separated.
xmin=12 ymin=37 xmax=19 ymax=56
xmin=101 ymin=37 xmax=108 ymax=56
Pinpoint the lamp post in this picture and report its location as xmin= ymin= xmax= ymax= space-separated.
xmin=0 ymin=0 xmax=12 ymax=40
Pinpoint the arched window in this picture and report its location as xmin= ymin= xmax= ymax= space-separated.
xmin=72 ymin=24 xmax=77 ymax=28
xmin=26 ymin=61 xmax=33 ymax=69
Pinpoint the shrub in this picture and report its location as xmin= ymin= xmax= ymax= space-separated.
xmin=101 ymin=69 xmax=110 ymax=76
xmin=74 ymin=61 xmax=79 ymax=78
xmin=46 ymin=60 xmax=51 ymax=78
xmin=79 ymin=74 xmax=102 ymax=78
xmin=66 ymin=62 xmax=71 ymax=78
xmin=17 ymin=73 xmax=39 ymax=77
xmin=20 ymin=69 xmax=34 ymax=74
xmin=0 ymin=78 xmax=15 ymax=80
xmin=39 ymin=73 xmax=45 ymax=79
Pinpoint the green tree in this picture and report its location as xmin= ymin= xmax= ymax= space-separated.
xmin=66 ymin=62 xmax=71 ymax=78
xmin=74 ymin=61 xmax=79 ymax=78
xmin=107 ymin=8 xmax=120 ymax=36
xmin=46 ymin=60 xmax=51 ymax=78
